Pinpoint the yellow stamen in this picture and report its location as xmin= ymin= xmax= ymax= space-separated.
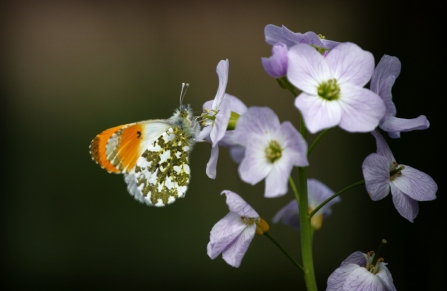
xmin=255 ymin=218 xmax=270 ymax=235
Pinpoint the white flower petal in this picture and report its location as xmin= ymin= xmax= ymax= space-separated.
xmin=222 ymin=224 xmax=256 ymax=268
xmin=326 ymin=42 xmax=375 ymax=87
xmin=341 ymin=251 xmax=367 ymax=267
xmin=272 ymin=200 xmax=300 ymax=230
xmin=207 ymin=212 xmax=247 ymax=259
xmin=238 ymin=136 xmax=272 ymax=185
xmin=276 ymin=121 xmax=308 ymax=167
xmin=362 ymin=153 xmax=391 ymax=201
xmin=338 ymin=85 xmax=386 ymax=132
xmin=344 ymin=266 xmax=384 ymax=291
xmin=233 ymin=107 xmax=280 ymax=145
xmin=210 ymin=98 xmax=231 ymax=145
xmin=376 ymin=263 xmax=397 ymax=291
xmin=307 ymin=179 xmax=338 ymax=216
xmin=294 ymin=92 xmax=342 ymax=134
xmin=196 ymin=124 xmax=212 ymax=141
xmin=212 ymin=59 xmax=229 ymax=110
xmin=287 ymin=43 xmax=331 ymax=94
xmin=264 ymin=160 xmax=291 ymax=197
xmin=222 ymin=190 xmax=259 ymax=218
xmin=390 ymin=183 xmax=419 ymax=222
xmin=370 ymin=130 xmax=395 ymax=163
xmin=327 ymin=263 xmax=361 ymax=291
xmin=380 ymin=115 xmax=430 ymax=136
xmin=206 ymin=144 xmax=219 ymax=179
xmin=392 ymin=165 xmax=437 ymax=201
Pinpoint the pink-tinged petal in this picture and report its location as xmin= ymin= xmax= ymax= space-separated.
xmin=344 ymin=266 xmax=384 ymax=291
xmin=233 ymin=107 xmax=280 ymax=145
xmin=207 ymin=212 xmax=247 ymax=259
xmin=264 ymin=160 xmax=291 ymax=197
xmin=325 ymin=42 xmax=375 ymax=87
xmin=294 ymin=92 xmax=342 ymax=134
xmin=210 ymin=98 xmax=231 ymax=145
xmin=370 ymin=130 xmax=395 ymax=163
xmin=262 ymin=42 xmax=288 ymax=78
xmin=370 ymin=55 xmax=401 ymax=117
xmin=276 ymin=121 xmax=308 ymax=166
xmin=272 ymin=200 xmax=300 ymax=230
xmin=390 ymin=183 xmax=419 ymax=222
xmin=206 ymin=144 xmax=219 ymax=179
xmin=380 ymin=115 xmax=430 ymax=137
xmin=222 ymin=224 xmax=256 ymax=268
xmin=238 ymin=136 xmax=271 ymax=185
xmin=222 ymin=190 xmax=259 ymax=218
xmin=211 ymin=59 xmax=229 ymax=110
xmin=341 ymin=251 xmax=367 ymax=267
xmin=327 ymin=263 xmax=360 ymax=291
xmin=338 ymin=85 xmax=386 ymax=132
xmin=376 ymin=263 xmax=397 ymax=291
xmin=287 ymin=43 xmax=331 ymax=94
xmin=392 ymin=165 xmax=437 ymax=201
xmin=362 ymin=153 xmax=391 ymax=201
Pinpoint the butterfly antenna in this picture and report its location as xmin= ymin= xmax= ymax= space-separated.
xmin=179 ymin=83 xmax=190 ymax=107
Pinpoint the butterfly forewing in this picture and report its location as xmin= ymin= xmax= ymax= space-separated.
xmin=90 ymin=124 xmax=129 ymax=173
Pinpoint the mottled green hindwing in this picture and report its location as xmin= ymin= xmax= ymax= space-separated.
xmin=127 ymin=127 xmax=191 ymax=206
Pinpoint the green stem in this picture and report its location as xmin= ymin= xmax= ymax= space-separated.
xmin=289 ymin=176 xmax=299 ymax=201
xmin=264 ymin=232 xmax=305 ymax=273
xmin=309 ymin=180 xmax=365 ymax=218
xmin=296 ymin=118 xmax=318 ymax=291
xmin=307 ymin=128 xmax=331 ymax=157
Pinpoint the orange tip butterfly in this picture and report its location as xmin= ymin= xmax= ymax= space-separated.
xmin=89 ymin=84 xmax=201 ymax=207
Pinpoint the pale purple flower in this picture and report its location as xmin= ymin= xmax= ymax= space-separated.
xmin=362 ymin=130 xmax=437 ymax=222
xmin=327 ymin=251 xmax=396 ymax=291
xmin=202 ymin=94 xmax=247 ymax=178
xmin=264 ymin=24 xmax=339 ymax=52
xmin=273 ymin=179 xmax=340 ymax=230
xmin=217 ymin=95 xmax=248 ymax=163
xmin=371 ymin=55 xmax=430 ymax=138
xmin=207 ymin=190 xmax=268 ymax=268
xmin=196 ymin=59 xmax=231 ymax=179
xmin=262 ymin=42 xmax=288 ymax=78
xmin=262 ymin=24 xmax=339 ymax=78
xmin=287 ymin=42 xmax=386 ymax=134
xmin=233 ymin=107 xmax=308 ymax=198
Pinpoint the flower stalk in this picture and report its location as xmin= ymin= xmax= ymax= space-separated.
xmin=263 ymin=232 xmax=305 ymax=273
xmin=309 ymin=180 xmax=365 ymax=218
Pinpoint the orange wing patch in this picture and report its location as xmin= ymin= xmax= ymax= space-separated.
xmin=90 ymin=124 xmax=127 ymax=173
xmin=114 ymin=123 xmax=144 ymax=172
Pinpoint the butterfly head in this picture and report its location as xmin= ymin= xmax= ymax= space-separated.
xmin=170 ymin=104 xmax=201 ymax=141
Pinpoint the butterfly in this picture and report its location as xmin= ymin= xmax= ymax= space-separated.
xmin=89 ymin=84 xmax=201 ymax=207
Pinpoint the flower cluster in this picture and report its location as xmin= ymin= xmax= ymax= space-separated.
xmin=193 ymin=23 xmax=436 ymax=289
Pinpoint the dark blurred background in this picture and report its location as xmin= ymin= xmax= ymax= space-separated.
xmin=1 ymin=0 xmax=445 ymax=290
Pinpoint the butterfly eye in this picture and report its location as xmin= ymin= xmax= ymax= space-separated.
xmin=137 ymin=131 xmax=141 ymax=138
